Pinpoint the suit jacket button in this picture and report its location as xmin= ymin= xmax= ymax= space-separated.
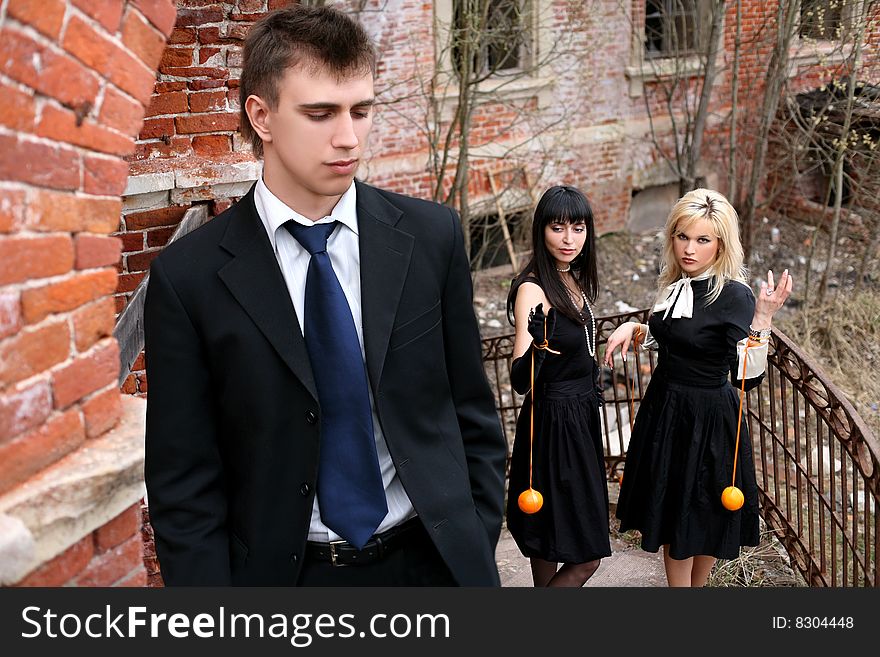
xmin=290 ymin=553 xmax=298 ymax=563
xmin=306 ymin=410 xmax=317 ymax=425
xmin=300 ymin=483 xmax=311 ymax=496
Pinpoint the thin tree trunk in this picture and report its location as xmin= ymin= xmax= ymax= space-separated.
xmin=685 ymin=0 xmax=725 ymax=193
xmin=444 ymin=0 xmax=489 ymax=258
xmin=728 ymin=0 xmax=742 ymax=199
xmin=817 ymin=13 xmax=867 ymax=303
xmin=739 ymin=1 xmax=797 ymax=260
xmin=803 ymin=167 xmax=835 ymax=306
xmin=817 ymin=153 xmax=845 ymax=303
xmin=453 ymin=95 xmax=474 ymax=255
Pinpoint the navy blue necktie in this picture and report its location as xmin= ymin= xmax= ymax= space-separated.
xmin=285 ymin=220 xmax=387 ymax=548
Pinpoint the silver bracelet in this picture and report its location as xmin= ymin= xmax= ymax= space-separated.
xmin=748 ymin=324 xmax=771 ymax=341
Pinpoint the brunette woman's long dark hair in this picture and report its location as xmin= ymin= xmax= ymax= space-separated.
xmin=506 ymin=185 xmax=599 ymax=326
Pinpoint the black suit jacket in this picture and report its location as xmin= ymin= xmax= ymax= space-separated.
xmin=143 ymin=181 xmax=507 ymax=586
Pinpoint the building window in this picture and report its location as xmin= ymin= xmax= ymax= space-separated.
xmin=452 ymin=0 xmax=530 ymax=77
xmin=644 ymin=0 xmax=701 ymax=58
xmin=468 ymin=210 xmax=529 ymax=270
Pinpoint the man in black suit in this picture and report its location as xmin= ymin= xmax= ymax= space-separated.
xmin=143 ymin=5 xmax=506 ymax=586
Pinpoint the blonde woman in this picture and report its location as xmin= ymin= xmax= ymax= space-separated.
xmin=604 ymin=189 xmax=792 ymax=587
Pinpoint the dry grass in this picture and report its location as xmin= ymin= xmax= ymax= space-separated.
xmin=608 ymin=513 xmax=643 ymax=550
xmin=775 ymin=290 xmax=880 ymax=439
xmin=609 ymin=516 xmax=803 ymax=587
xmin=708 ymin=524 xmax=805 ymax=588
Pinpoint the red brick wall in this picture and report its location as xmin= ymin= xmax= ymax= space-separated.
xmin=868 ymin=4 xmax=880 ymax=79
xmin=132 ymin=0 xmax=270 ymax=162
xmin=0 ymin=0 xmax=176 ymax=586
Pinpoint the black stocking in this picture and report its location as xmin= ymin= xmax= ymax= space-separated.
xmin=529 ymin=557 xmax=558 ymax=587
xmin=547 ymin=559 xmax=601 ymax=587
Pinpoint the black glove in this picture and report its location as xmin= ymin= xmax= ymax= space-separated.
xmin=527 ymin=303 xmax=556 ymax=345
xmin=510 ymin=304 xmax=557 ymax=395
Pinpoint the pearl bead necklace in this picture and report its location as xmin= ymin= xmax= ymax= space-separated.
xmin=566 ymin=287 xmax=596 ymax=358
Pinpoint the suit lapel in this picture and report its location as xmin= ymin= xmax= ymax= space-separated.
xmin=356 ymin=182 xmax=413 ymax=393
xmin=217 ymin=190 xmax=318 ymax=401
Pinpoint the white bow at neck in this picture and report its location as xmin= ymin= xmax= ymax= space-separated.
xmin=652 ymin=270 xmax=715 ymax=320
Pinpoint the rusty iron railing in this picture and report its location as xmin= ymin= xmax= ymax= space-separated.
xmin=481 ymin=309 xmax=880 ymax=586
xmin=754 ymin=329 xmax=879 ymax=586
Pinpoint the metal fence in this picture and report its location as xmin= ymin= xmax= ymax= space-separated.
xmin=481 ymin=309 xmax=880 ymax=586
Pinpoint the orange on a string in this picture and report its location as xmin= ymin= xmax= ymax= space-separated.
xmin=517 ymin=310 xmax=558 ymax=515
xmin=721 ymin=485 xmax=744 ymax=511
xmin=518 ymin=488 xmax=543 ymax=514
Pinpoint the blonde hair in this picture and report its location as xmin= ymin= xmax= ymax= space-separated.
xmin=655 ymin=188 xmax=749 ymax=306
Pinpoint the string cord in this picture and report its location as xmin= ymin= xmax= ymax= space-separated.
xmin=529 ymin=347 xmax=534 ymax=490
xmin=527 ymin=317 xmax=559 ymax=494
xmin=627 ymin=326 xmax=644 ymax=433
xmin=732 ymin=337 xmax=762 ymax=485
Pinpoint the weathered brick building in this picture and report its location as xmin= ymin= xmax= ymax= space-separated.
xmin=0 ymin=0 xmax=177 ymax=587
xmin=1 ymin=0 xmax=878 ymax=586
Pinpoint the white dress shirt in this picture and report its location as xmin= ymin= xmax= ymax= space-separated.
xmin=254 ymin=178 xmax=415 ymax=542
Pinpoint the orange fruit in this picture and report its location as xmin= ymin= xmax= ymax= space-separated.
xmin=721 ymin=486 xmax=744 ymax=511
xmin=518 ymin=488 xmax=543 ymax=514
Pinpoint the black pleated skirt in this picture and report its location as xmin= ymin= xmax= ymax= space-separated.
xmin=615 ymin=371 xmax=760 ymax=560
xmin=507 ymin=376 xmax=612 ymax=564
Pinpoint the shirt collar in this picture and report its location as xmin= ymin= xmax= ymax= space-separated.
xmin=688 ymin=268 xmax=715 ymax=283
xmin=254 ymin=178 xmax=358 ymax=250
xmin=652 ymin=268 xmax=717 ymax=320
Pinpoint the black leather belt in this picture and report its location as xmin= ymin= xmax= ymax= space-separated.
xmin=305 ymin=518 xmax=422 ymax=567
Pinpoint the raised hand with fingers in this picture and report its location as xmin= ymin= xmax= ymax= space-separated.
xmin=755 ymin=269 xmax=794 ymax=317
xmin=754 ymin=269 xmax=793 ymax=326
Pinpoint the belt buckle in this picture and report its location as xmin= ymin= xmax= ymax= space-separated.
xmin=328 ymin=539 xmax=347 ymax=567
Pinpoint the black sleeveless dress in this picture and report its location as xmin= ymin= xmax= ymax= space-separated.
xmin=616 ymin=278 xmax=761 ymax=560
xmin=506 ymin=293 xmax=612 ymax=564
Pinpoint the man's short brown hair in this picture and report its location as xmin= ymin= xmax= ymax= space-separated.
xmin=239 ymin=5 xmax=377 ymax=158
